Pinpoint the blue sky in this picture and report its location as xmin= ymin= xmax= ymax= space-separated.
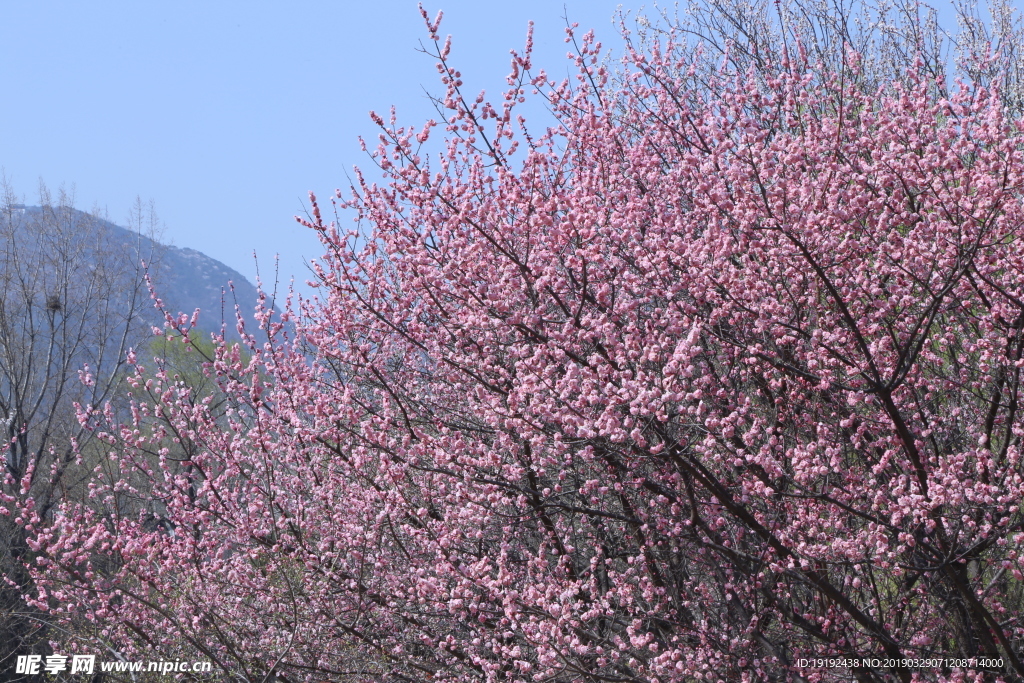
xmin=0 ymin=1 xmax=626 ymax=297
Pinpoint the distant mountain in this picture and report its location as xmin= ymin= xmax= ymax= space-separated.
xmin=149 ymin=243 xmax=264 ymax=340
xmin=12 ymin=205 xmax=262 ymax=342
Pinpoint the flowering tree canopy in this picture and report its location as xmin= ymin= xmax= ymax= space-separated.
xmin=20 ymin=1 xmax=1024 ymax=681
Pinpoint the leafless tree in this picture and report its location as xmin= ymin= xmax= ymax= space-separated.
xmin=0 ymin=181 xmax=158 ymax=678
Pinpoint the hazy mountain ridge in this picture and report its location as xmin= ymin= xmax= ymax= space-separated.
xmin=14 ymin=205 xmax=261 ymax=340
xmin=154 ymin=243 xmax=264 ymax=338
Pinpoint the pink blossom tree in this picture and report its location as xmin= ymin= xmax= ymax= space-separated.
xmin=20 ymin=1 xmax=1024 ymax=681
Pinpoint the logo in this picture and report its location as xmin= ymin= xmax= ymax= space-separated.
xmin=15 ymin=655 xmax=95 ymax=675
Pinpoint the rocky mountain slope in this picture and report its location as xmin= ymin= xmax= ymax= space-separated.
xmin=11 ymin=205 xmax=262 ymax=341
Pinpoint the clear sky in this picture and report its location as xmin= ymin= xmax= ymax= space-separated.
xmin=0 ymin=1 xmax=627 ymax=296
